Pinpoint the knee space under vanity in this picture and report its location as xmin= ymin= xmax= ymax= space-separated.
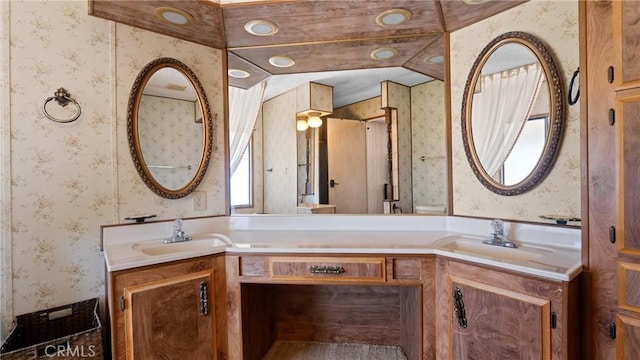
xmin=240 ymin=283 xmax=421 ymax=360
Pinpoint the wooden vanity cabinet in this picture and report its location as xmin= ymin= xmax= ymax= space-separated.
xmin=107 ymin=255 xmax=227 ymax=360
xmin=225 ymin=254 xmax=435 ymax=360
xmin=435 ymin=258 xmax=580 ymax=360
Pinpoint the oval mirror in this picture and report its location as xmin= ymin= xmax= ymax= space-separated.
xmin=461 ymin=31 xmax=564 ymax=196
xmin=127 ymin=57 xmax=213 ymax=199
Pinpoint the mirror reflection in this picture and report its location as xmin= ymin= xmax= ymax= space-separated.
xmin=471 ymin=43 xmax=548 ymax=186
xmin=128 ymin=58 xmax=213 ymax=199
xmin=230 ymin=68 xmax=447 ymax=215
xmin=462 ymin=32 xmax=565 ymax=196
xmin=138 ymin=67 xmax=202 ymax=190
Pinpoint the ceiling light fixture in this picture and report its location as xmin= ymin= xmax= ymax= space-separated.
xmin=462 ymin=0 xmax=491 ymax=4
xmin=370 ymin=47 xmax=398 ymax=60
xmin=375 ymin=9 xmax=412 ymax=27
xmin=244 ymin=19 xmax=279 ymax=36
xmin=306 ymin=112 xmax=323 ymax=128
xmin=425 ymin=55 xmax=445 ymax=64
xmin=154 ymin=7 xmax=194 ymax=26
xmin=269 ymin=55 xmax=295 ymax=68
xmin=228 ymin=69 xmax=251 ymax=79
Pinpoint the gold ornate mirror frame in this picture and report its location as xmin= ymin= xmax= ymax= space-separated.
xmin=127 ymin=57 xmax=213 ymax=199
xmin=461 ymin=31 xmax=565 ymax=196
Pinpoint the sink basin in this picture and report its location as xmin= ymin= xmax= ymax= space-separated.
xmin=438 ymin=236 xmax=553 ymax=263
xmin=132 ymin=233 xmax=230 ymax=256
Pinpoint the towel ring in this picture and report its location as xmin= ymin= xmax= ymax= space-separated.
xmin=568 ymin=68 xmax=579 ymax=105
xmin=43 ymin=87 xmax=81 ymax=123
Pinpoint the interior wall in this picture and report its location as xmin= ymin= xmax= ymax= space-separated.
xmin=262 ymin=91 xmax=298 ymax=214
xmin=138 ymin=96 xmax=201 ymax=189
xmin=0 ymin=0 xmax=226 ymax=340
xmin=332 ymin=97 xmax=383 ymax=120
xmin=411 ymin=81 xmax=446 ymax=212
xmin=450 ymin=0 xmax=580 ymax=222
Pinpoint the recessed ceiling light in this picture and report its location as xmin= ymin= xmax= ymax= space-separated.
xmin=425 ymin=55 xmax=445 ymax=64
xmin=269 ymin=55 xmax=295 ymax=68
xmin=462 ymin=0 xmax=491 ymax=4
xmin=370 ymin=47 xmax=398 ymax=60
xmin=244 ymin=19 xmax=279 ymax=36
xmin=154 ymin=7 xmax=194 ymax=26
xmin=375 ymin=9 xmax=412 ymax=27
xmin=228 ymin=69 xmax=251 ymax=79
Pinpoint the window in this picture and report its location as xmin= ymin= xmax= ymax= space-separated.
xmin=502 ymin=115 xmax=548 ymax=185
xmin=230 ymin=141 xmax=252 ymax=207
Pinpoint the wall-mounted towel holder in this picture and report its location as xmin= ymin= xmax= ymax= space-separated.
xmin=43 ymin=87 xmax=81 ymax=123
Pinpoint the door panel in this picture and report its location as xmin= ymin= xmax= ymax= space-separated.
xmin=366 ymin=120 xmax=387 ymax=214
xmin=124 ymin=271 xmax=215 ymax=360
xmin=450 ymin=277 xmax=550 ymax=360
xmin=327 ymin=118 xmax=367 ymax=214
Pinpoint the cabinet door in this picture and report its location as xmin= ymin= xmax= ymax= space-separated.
xmin=123 ymin=270 xmax=215 ymax=360
xmin=617 ymin=93 xmax=640 ymax=255
xmin=449 ymin=278 xmax=551 ymax=360
xmin=613 ymin=0 xmax=640 ymax=90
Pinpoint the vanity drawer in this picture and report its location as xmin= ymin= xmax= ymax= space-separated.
xmin=269 ymin=256 xmax=386 ymax=282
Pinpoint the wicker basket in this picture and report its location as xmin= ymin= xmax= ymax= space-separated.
xmin=0 ymin=298 xmax=103 ymax=360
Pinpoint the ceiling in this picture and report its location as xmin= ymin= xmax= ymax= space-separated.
xmin=89 ymin=0 xmax=528 ymax=107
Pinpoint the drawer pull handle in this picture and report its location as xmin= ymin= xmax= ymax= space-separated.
xmin=309 ymin=265 xmax=345 ymax=275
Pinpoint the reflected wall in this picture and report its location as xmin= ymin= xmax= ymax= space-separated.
xmin=450 ymin=0 xmax=580 ymax=222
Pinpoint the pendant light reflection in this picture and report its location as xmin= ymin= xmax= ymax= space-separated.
xmin=296 ymin=112 xmax=323 ymax=131
xmin=307 ymin=112 xmax=323 ymax=128
xmin=296 ymin=116 xmax=309 ymax=131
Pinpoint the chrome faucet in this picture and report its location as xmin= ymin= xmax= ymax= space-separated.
xmin=164 ymin=218 xmax=191 ymax=244
xmin=483 ymin=219 xmax=518 ymax=248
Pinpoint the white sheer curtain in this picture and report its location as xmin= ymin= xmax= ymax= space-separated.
xmin=229 ymin=82 xmax=266 ymax=174
xmin=472 ymin=63 xmax=544 ymax=176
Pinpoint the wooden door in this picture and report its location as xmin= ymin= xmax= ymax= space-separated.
xmin=123 ymin=270 xmax=215 ymax=360
xmin=448 ymin=278 xmax=551 ymax=360
xmin=327 ymin=118 xmax=367 ymax=213
xmin=366 ymin=119 xmax=387 ymax=213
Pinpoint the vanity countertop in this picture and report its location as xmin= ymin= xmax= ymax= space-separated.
xmin=102 ymin=215 xmax=582 ymax=281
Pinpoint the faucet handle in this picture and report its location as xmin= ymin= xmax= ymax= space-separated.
xmin=491 ymin=219 xmax=503 ymax=233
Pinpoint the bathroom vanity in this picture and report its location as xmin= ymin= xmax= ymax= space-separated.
xmin=102 ymin=215 xmax=582 ymax=360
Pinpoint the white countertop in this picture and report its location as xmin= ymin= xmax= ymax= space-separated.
xmin=102 ymin=215 xmax=582 ymax=281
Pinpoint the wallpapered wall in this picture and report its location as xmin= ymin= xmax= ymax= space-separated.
xmin=450 ymin=0 xmax=580 ymax=222
xmin=0 ymin=0 xmax=226 ymax=340
xmin=262 ymin=90 xmax=298 ymax=214
xmin=138 ymin=95 xmax=202 ymax=189
xmin=411 ymin=80 xmax=446 ymax=211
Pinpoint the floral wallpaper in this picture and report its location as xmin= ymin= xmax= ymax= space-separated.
xmin=333 ymin=97 xmax=383 ymax=120
xmin=115 ymin=24 xmax=226 ymax=219
xmin=0 ymin=0 xmax=11 ymax=341
xmin=0 ymin=0 xmax=226 ymax=340
xmin=138 ymin=95 xmax=202 ymax=190
xmin=450 ymin=0 xmax=580 ymax=222
xmin=262 ymin=89 xmax=298 ymax=214
xmin=411 ymin=81 xmax=446 ymax=211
